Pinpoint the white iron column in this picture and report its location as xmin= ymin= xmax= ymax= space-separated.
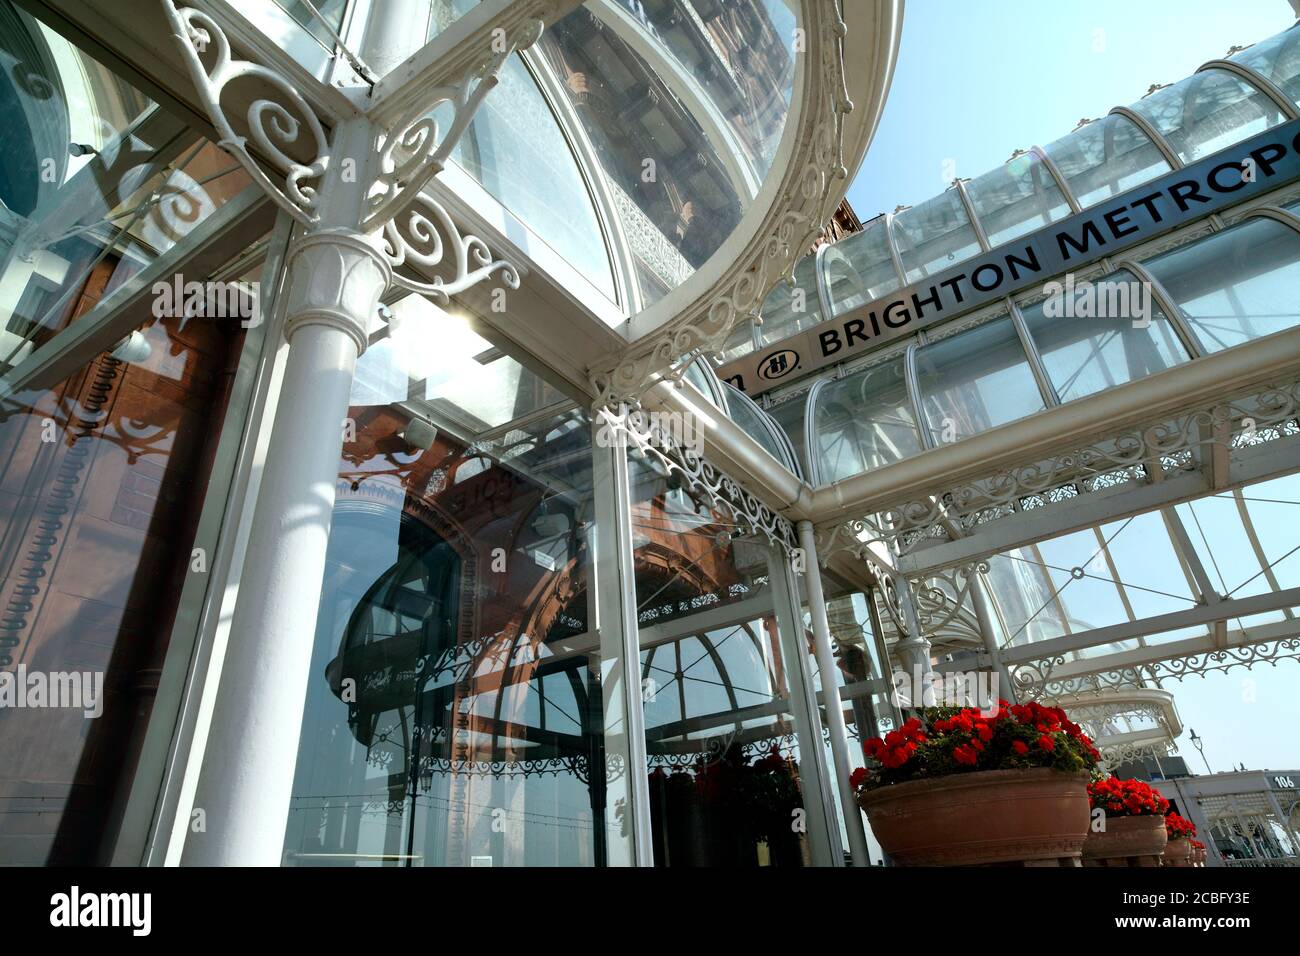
xmin=796 ymin=521 xmax=871 ymax=867
xmin=183 ymin=122 xmax=390 ymax=866
xmin=891 ymin=575 xmax=935 ymax=706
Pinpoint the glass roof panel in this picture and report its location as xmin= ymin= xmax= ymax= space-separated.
xmin=722 ymin=382 xmax=796 ymax=474
xmin=811 ymin=355 xmax=921 ymax=482
xmin=1231 ymin=474 xmax=1300 ymax=591
xmin=535 ymin=1 xmax=796 ymax=309
xmin=1127 ymin=69 xmax=1287 ymax=164
xmin=1230 ymin=24 xmax=1300 ymax=107
xmin=1097 ymin=512 xmax=1197 ymax=620
xmin=767 ymin=394 xmax=808 ymax=479
xmin=1041 ymin=114 xmax=1170 ymax=210
xmin=1144 ymin=217 xmax=1300 ymax=353
xmin=891 ymin=189 xmax=983 ymax=283
xmin=450 ymin=54 xmax=615 ymax=299
xmin=914 ymin=316 xmax=1046 ymax=444
xmin=1020 ymin=268 xmax=1191 ymax=402
xmin=819 ymin=215 xmax=901 ymax=318
xmin=1174 ymin=495 xmax=1271 ymax=600
xmin=963 ymin=152 xmax=1070 ymax=247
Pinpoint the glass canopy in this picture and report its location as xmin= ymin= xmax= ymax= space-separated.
xmin=729 ymin=21 xmax=1300 ymax=491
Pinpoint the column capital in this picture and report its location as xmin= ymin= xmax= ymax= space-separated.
xmin=282 ymin=228 xmax=392 ymax=355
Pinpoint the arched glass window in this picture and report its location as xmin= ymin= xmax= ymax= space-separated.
xmin=819 ymin=216 xmax=901 ymax=318
xmin=722 ymin=382 xmax=801 ymax=478
xmin=1231 ymin=24 xmax=1300 ymax=107
xmin=1041 ymin=114 xmax=1171 ymax=210
xmin=810 ymin=355 xmax=922 ymax=483
xmin=1127 ymin=69 xmax=1287 ymax=164
xmin=1143 ymin=217 xmax=1300 ymax=352
xmin=767 ymin=394 xmax=809 ymax=480
xmin=891 ymin=190 xmax=982 ymax=284
xmin=914 ymin=316 xmax=1045 ymax=444
xmin=1019 ymin=268 xmax=1191 ymax=403
xmin=963 ymin=152 xmax=1071 ymax=247
xmin=451 ymin=54 xmax=616 ymax=300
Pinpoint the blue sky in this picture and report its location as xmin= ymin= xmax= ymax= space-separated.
xmin=848 ymin=0 xmax=1298 ymax=217
xmin=846 ymin=0 xmax=1300 ymax=776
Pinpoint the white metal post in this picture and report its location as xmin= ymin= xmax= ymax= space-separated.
xmin=796 ymin=520 xmax=871 ymax=866
xmin=590 ymin=408 xmax=654 ymax=865
xmin=182 ymin=121 xmax=391 ymax=864
xmin=768 ymin=545 xmax=843 ymax=866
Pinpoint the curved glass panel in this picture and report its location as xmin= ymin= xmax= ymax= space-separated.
xmin=767 ymin=394 xmax=809 ymax=479
xmin=1231 ymin=24 xmax=1300 ymax=107
xmin=451 ymin=54 xmax=615 ymax=300
xmin=811 ymin=355 xmax=922 ymax=483
xmin=722 ymin=382 xmax=792 ymax=472
xmin=682 ymin=357 xmax=722 ymax=408
xmin=1143 ymin=217 xmax=1300 ymax=352
xmin=1127 ymin=69 xmax=1287 ymax=164
xmin=964 ymin=153 xmax=1071 ymax=247
xmin=536 ymin=2 xmax=796 ymax=308
xmin=891 ymin=190 xmax=982 ymax=284
xmin=1020 ymin=269 xmax=1191 ymax=402
xmin=758 ymin=253 xmax=823 ymax=343
xmin=1041 ymin=115 xmax=1170 ymax=210
xmin=820 ymin=216 xmax=901 ymax=318
xmin=914 ymin=316 xmax=1045 ymax=444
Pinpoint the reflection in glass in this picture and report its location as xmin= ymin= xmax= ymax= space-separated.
xmin=451 ymin=54 xmax=615 ymax=300
xmin=964 ymin=153 xmax=1070 ymax=247
xmin=1042 ymin=114 xmax=1170 ymax=210
xmin=630 ymin=455 xmax=814 ymax=866
xmin=811 ymin=355 xmax=922 ymax=482
xmin=1231 ymin=25 xmax=1300 ymax=108
xmin=1020 ymin=269 xmax=1190 ymax=402
xmin=758 ymin=254 xmax=823 ymax=344
xmin=915 ymin=316 xmax=1045 ymax=444
xmin=1144 ymin=218 xmax=1300 ymax=352
xmin=892 ymin=190 xmax=983 ymax=284
xmin=285 ymin=400 xmax=614 ymax=866
xmin=0 ymin=306 xmax=250 ymax=863
xmin=820 ymin=216 xmax=901 ymax=318
xmin=1128 ymin=70 xmax=1286 ymax=164
xmin=535 ymin=2 xmax=796 ymax=307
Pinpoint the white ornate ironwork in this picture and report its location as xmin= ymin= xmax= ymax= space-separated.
xmin=383 ymin=192 xmax=521 ymax=305
xmin=161 ymin=0 xmax=527 ymax=306
xmin=818 ymin=376 xmax=1300 ymax=573
xmin=361 ymin=18 xmax=544 ymax=231
xmin=162 ymin=1 xmax=331 ymax=226
xmin=1016 ymin=637 xmax=1300 ymax=701
xmin=589 ymin=0 xmax=854 ymax=405
xmin=596 ymin=405 xmax=797 ymax=552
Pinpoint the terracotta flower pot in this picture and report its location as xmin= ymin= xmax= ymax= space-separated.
xmin=1163 ymin=838 xmax=1192 ymax=866
xmin=1082 ymin=815 xmax=1168 ymax=866
xmin=857 ymin=768 xmax=1091 ymax=866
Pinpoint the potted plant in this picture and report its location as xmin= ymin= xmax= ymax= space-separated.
xmin=1082 ymin=776 xmax=1169 ymax=866
xmin=851 ymin=700 xmax=1101 ymax=866
xmin=1189 ymin=839 xmax=1207 ymax=866
xmin=1163 ymin=813 xmax=1197 ymax=866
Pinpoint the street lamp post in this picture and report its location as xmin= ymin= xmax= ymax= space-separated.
xmin=1189 ymin=728 xmax=1213 ymax=774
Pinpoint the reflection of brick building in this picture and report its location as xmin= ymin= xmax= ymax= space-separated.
xmin=0 ymin=308 xmax=245 ymax=864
